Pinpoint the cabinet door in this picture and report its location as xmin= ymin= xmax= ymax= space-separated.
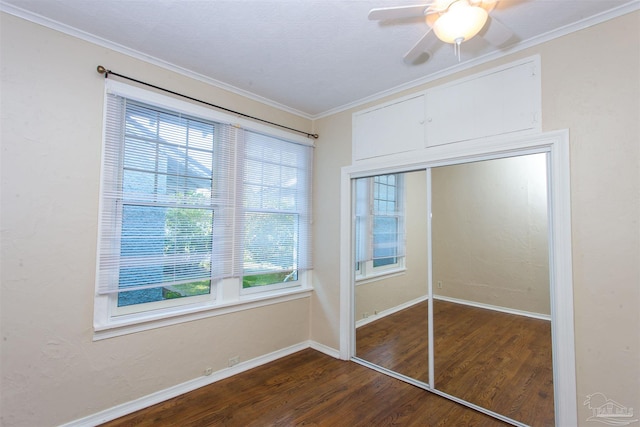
xmin=353 ymin=94 xmax=426 ymax=161
xmin=426 ymin=60 xmax=540 ymax=147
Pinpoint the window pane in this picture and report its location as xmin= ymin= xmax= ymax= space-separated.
xmin=263 ymin=163 xmax=280 ymax=183
xmin=245 ymin=159 xmax=263 ymax=186
xmin=124 ymin=138 xmax=156 ymax=171
xmin=118 ymin=280 xmax=211 ymax=307
xmin=261 ymin=187 xmax=280 ymax=210
xmin=243 ymin=212 xmax=297 ymax=284
xmin=123 ymin=170 xmax=156 ymax=196
xmin=158 ymin=113 xmax=187 ymax=146
xmin=158 ymin=145 xmax=187 ymax=178
xmin=244 ymin=184 xmax=263 ymax=209
xmin=118 ymin=204 xmax=213 ymax=305
xmin=373 ymin=217 xmax=399 ymax=259
xmin=188 ymin=150 xmax=213 ymax=178
xmin=120 ymin=205 xmax=166 ymax=258
xmin=280 ymin=188 xmax=296 ymax=210
xmin=165 ymin=206 xmax=214 ymax=259
xmin=281 ymin=165 xmax=297 ymax=188
xmin=280 ymin=150 xmax=298 ymax=167
xmin=188 ymin=121 xmax=214 ymax=150
xmin=125 ymin=106 xmax=158 ymax=138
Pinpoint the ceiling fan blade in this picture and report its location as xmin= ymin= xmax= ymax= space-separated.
xmin=368 ymin=4 xmax=433 ymax=21
xmin=481 ymin=16 xmax=513 ymax=47
xmin=403 ymin=29 xmax=439 ymax=64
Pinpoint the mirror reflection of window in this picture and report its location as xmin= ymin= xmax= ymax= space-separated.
xmin=354 ymin=174 xmax=406 ymax=280
xmin=354 ymin=170 xmax=429 ymax=384
xmin=373 ymin=174 xmax=401 ymax=267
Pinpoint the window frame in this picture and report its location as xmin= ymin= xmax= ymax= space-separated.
xmin=110 ymin=100 xmax=220 ymax=315
xmin=93 ymin=80 xmax=313 ymax=339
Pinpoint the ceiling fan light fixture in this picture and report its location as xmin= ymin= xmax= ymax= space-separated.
xmin=431 ymin=0 xmax=489 ymax=44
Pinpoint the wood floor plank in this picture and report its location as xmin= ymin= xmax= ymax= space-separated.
xmin=100 ymin=348 xmax=507 ymax=426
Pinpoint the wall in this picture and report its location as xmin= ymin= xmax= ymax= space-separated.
xmin=0 ymin=14 xmax=313 ymax=426
xmin=311 ymin=11 xmax=639 ymax=425
xmin=432 ymin=154 xmax=550 ymax=316
xmin=355 ymin=170 xmax=428 ymax=322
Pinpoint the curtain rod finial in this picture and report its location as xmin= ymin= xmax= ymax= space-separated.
xmin=96 ymin=65 xmax=109 ymax=76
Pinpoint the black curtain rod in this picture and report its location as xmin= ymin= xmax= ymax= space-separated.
xmin=96 ymin=65 xmax=319 ymax=140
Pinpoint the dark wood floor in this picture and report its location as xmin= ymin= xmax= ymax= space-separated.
xmin=101 ymin=348 xmax=507 ymax=427
xmin=357 ymin=300 xmax=554 ymax=427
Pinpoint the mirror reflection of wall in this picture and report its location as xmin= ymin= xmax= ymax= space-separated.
xmin=431 ymin=153 xmax=554 ymax=426
xmin=354 ymin=170 xmax=429 ymax=383
xmin=432 ymin=153 xmax=550 ymax=314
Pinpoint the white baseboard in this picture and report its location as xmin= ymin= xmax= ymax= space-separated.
xmin=355 ymin=295 xmax=428 ymax=328
xmin=309 ymin=340 xmax=341 ymax=358
xmin=434 ymin=295 xmax=551 ymax=321
xmin=60 ymin=340 xmax=338 ymax=427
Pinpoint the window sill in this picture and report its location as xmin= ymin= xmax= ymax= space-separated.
xmin=355 ymin=268 xmax=406 ymax=286
xmin=93 ymin=286 xmax=313 ymax=341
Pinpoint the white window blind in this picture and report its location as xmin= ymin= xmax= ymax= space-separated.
xmin=97 ymin=95 xmax=235 ymax=296
xmin=236 ymin=130 xmax=313 ymax=281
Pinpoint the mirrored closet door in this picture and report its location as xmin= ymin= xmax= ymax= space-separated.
xmin=354 ymin=170 xmax=429 ymax=384
xmin=431 ymin=153 xmax=553 ymax=426
xmin=351 ymin=152 xmax=558 ymax=426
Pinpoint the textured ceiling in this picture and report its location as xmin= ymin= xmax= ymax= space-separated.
xmin=2 ymin=0 xmax=638 ymax=117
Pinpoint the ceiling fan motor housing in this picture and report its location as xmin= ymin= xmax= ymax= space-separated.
xmin=428 ymin=0 xmax=492 ymax=44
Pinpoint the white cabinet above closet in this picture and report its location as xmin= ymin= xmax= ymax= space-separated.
xmin=425 ymin=58 xmax=541 ymax=147
xmin=352 ymin=93 xmax=426 ymax=161
xmin=352 ymin=57 xmax=541 ymax=163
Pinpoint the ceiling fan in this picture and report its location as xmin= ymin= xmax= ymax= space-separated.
xmin=368 ymin=0 xmax=514 ymax=63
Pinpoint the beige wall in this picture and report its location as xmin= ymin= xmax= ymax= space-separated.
xmin=432 ymin=154 xmax=550 ymax=315
xmin=355 ymin=170 xmax=428 ymax=321
xmin=0 ymin=14 xmax=313 ymax=426
xmin=312 ymin=11 xmax=639 ymax=425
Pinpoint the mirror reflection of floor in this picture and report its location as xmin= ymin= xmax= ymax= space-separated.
xmin=356 ymin=300 xmax=554 ymax=426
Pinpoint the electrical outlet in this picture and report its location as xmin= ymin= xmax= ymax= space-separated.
xmin=204 ymin=367 xmax=213 ymax=376
xmin=374 ymin=310 xmax=378 ymax=315
xmin=363 ymin=312 xmax=369 ymax=318
xmin=437 ymin=281 xmax=443 ymax=289
xmin=228 ymin=356 xmax=240 ymax=367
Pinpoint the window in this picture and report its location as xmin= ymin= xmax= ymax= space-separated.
xmin=94 ymin=82 xmax=312 ymax=334
xmin=240 ymin=132 xmax=312 ymax=293
xmin=354 ymin=174 xmax=405 ymax=280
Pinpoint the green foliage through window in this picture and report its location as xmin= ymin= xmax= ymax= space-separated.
xmin=243 ymin=271 xmax=297 ymax=289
